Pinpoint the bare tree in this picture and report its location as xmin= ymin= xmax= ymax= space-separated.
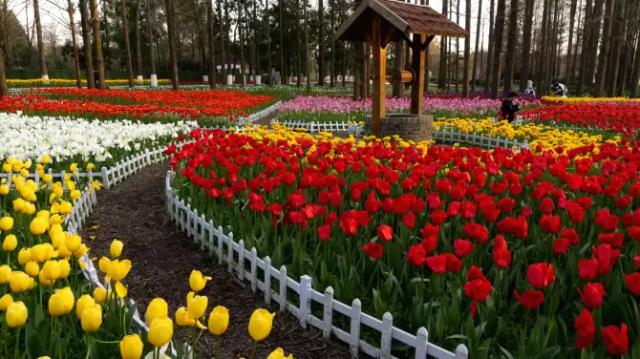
xmin=471 ymin=0 xmax=482 ymax=93
xmin=164 ymin=0 xmax=179 ymax=89
xmin=90 ymin=0 xmax=106 ymax=88
xmin=0 ymin=3 xmax=8 ymax=96
xmin=207 ymin=0 xmax=216 ymax=88
xmin=66 ymin=0 xmax=83 ymax=87
xmin=145 ymin=0 xmax=157 ymax=86
xmin=438 ymin=0 xmax=448 ymax=89
xmin=462 ymin=0 xmax=470 ymax=96
xmin=134 ymin=1 xmax=143 ymax=80
xmin=318 ymin=0 xmax=324 ymax=85
xmin=503 ymin=0 xmax=518 ymax=93
xmin=490 ymin=0 xmax=506 ymax=98
xmin=79 ymin=0 xmax=95 ymax=88
xmin=120 ymin=0 xmax=134 ymax=87
xmin=485 ymin=0 xmax=495 ymax=86
xmin=33 ymin=0 xmax=48 ymax=80
xmin=519 ymin=0 xmax=534 ymax=91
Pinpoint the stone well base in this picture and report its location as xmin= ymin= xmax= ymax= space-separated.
xmin=365 ymin=113 xmax=433 ymax=141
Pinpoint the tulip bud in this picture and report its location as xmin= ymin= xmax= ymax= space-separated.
xmin=186 ymin=292 xmax=208 ymax=319
xmin=93 ymin=287 xmax=108 ymax=304
xmin=145 ymin=298 xmax=169 ymax=325
xmin=119 ymin=334 xmax=144 ymax=359
xmin=267 ymin=347 xmax=294 ymax=359
xmin=9 ymin=271 xmax=35 ymax=293
xmin=0 ymin=264 xmax=12 ymax=284
xmin=208 ymin=306 xmax=229 ymax=336
xmin=2 ymin=234 xmax=17 ymax=252
xmin=17 ymin=248 xmax=31 ymax=265
xmin=175 ymin=306 xmax=195 ymax=327
xmin=189 ymin=270 xmax=212 ymax=292
xmin=248 ymin=308 xmax=275 ymax=342
xmin=76 ymin=294 xmax=96 ymax=319
xmin=148 ymin=317 xmax=173 ymax=347
xmin=29 ymin=217 xmax=49 ymax=236
xmin=0 ymin=216 xmax=14 ymax=231
xmin=25 ymin=261 xmax=39 ymax=277
xmin=115 ymin=281 xmax=128 ymax=298
xmin=81 ymin=304 xmax=102 ymax=333
xmin=110 ymin=239 xmax=124 ymax=258
xmin=0 ymin=293 xmax=13 ymax=311
xmin=48 ymin=287 xmax=75 ymax=316
xmin=6 ymin=301 xmax=28 ymax=328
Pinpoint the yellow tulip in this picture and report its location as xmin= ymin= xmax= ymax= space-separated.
xmin=0 ymin=264 xmax=12 ymax=284
xmin=110 ymin=239 xmax=124 ymax=258
xmin=31 ymin=243 xmax=54 ymax=262
xmin=41 ymin=260 xmax=61 ymax=281
xmin=98 ymin=256 xmax=111 ymax=273
xmin=0 ymin=293 xmax=13 ymax=311
xmin=108 ymin=259 xmax=132 ymax=281
xmin=66 ymin=234 xmax=82 ymax=252
xmin=57 ymin=259 xmax=71 ymax=279
xmin=148 ymin=317 xmax=173 ymax=347
xmin=115 ymin=281 xmax=128 ymax=298
xmin=186 ymin=292 xmax=208 ymax=319
xmin=76 ymin=294 xmax=96 ymax=319
xmin=207 ymin=306 xmax=229 ymax=336
xmin=189 ymin=270 xmax=212 ymax=292
xmin=119 ymin=334 xmax=144 ymax=359
xmin=48 ymin=287 xmax=75 ymax=316
xmin=145 ymin=298 xmax=168 ymax=325
xmin=93 ymin=287 xmax=108 ymax=304
xmin=2 ymin=234 xmax=17 ymax=252
xmin=59 ymin=201 xmax=72 ymax=214
xmin=9 ymin=271 xmax=35 ymax=293
xmin=248 ymin=308 xmax=275 ymax=342
xmin=30 ymin=217 xmax=49 ymax=235
xmin=0 ymin=184 xmax=9 ymax=196
xmin=0 ymin=216 xmax=14 ymax=231
xmin=25 ymin=261 xmax=40 ymax=277
xmin=6 ymin=301 xmax=28 ymax=328
xmin=175 ymin=306 xmax=195 ymax=327
xmin=70 ymin=190 xmax=81 ymax=201
xmin=81 ymin=304 xmax=102 ymax=333
xmin=18 ymin=248 xmax=31 ymax=265
xmin=266 ymin=348 xmax=294 ymax=359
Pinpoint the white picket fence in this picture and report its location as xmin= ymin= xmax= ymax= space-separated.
xmin=237 ymin=101 xmax=281 ymax=125
xmin=1 ymin=144 xmax=170 ymax=190
xmin=165 ymin=172 xmax=468 ymax=359
xmin=276 ymin=120 xmax=363 ymax=136
xmin=433 ymin=129 xmax=529 ymax=149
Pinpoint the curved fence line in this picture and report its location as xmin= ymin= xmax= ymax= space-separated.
xmin=165 ymin=171 xmax=469 ymax=359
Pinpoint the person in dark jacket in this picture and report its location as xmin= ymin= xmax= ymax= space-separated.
xmin=500 ymin=92 xmax=520 ymax=123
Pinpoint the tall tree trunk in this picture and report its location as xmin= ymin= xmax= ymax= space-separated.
xmin=0 ymin=3 xmax=8 ymax=97
xmin=134 ymin=1 xmax=143 ymax=79
xmin=580 ymin=0 xmax=604 ymax=95
xmin=239 ymin=0 xmax=246 ymax=85
xmin=565 ymin=0 xmax=578 ymax=80
xmin=570 ymin=0 xmax=583 ymax=84
xmin=471 ymin=0 xmax=482 ymax=93
xmin=1 ymin=0 xmax=8 ymax=66
xmin=102 ymin=0 xmax=111 ymax=69
xmin=438 ymin=0 xmax=448 ymax=89
xmin=630 ymin=29 xmax=640 ymax=97
xmin=462 ymin=0 xmax=471 ymax=96
xmin=503 ymin=0 xmax=517 ymax=93
xmin=485 ymin=0 xmax=495 ymax=87
xmin=454 ymin=0 xmax=459 ymax=93
xmin=577 ymin=0 xmax=592 ymax=95
xmin=304 ymin=0 xmax=310 ymax=90
xmin=145 ymin=0 xmax=157 ymax=85
xmin=90 ymin=0 xmax=106 ymax=89
xmin=66 ymin=0 xmax=83 ymax=88
xmin=252 ymin=0 xmax=258 ymax=80
xmin=33 ymin=0 xmax=48 ymax=80
xmin=265 ymin=0 xmax=272 ymax=85
xmin=329 ymin=0 xmax=335 ymax=87
xmin=219 ymin=0 xmax=226 ymax=80
xmin=164 ymin=0 xmax=179 ymax=89
xmin=79 ymin=0 xmax=95 ymax=88
xmin=536 ymin=0 xmax=550 ymax=95
xmin=490 ymin=0 xmax=506 ymax=98
xmin=192 ymin=0 xmax=207 ymax=79
xmin=279 ymin=0 xmax=285 ymax=83
xmin=318 ymin=0 xmax=324 ymax=85
xmin=207 ymin=0 xmax=216 ymax=88
xmin=606 ymin=0 xmax=624 ymax=95
xmin=519 ymin=0 xmax=534 ymax=92
xmin=120 ymin=0 xmax=134 ymax=87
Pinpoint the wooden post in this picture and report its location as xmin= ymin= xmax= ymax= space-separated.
xmin=371 ymin=14 xmax=386 ymax=137
xmin=410 ymin=33 xmax=427 ymax=115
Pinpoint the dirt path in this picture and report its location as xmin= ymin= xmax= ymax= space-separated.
xmin=80 ymin=163 xmax=350 ymax=359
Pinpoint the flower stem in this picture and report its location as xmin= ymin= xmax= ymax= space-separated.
xmin=216 ymin=336 xmax=222 ymax=359
xmin=250 ymin=341 xmax=257 ymax=359
xmin=14 ymin=328 xmax=20 ymax=359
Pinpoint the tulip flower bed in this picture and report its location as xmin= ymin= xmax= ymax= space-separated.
xmin=0 ymin=113 xmax=194 ymax=170
xmin=523 ymin=103 xmax=640 ymax=138
xmin=7 ymin=78 xmax=172 ymax=88
xmin=541 ymin=96 xmax=640 ymax=105
xmin=0 ymin=88 xmax=275 ymax=126
xmin=168 ymin=125 xmax=640 ymax=358
xmin=279 ymin=96 xmax=541 ymax=123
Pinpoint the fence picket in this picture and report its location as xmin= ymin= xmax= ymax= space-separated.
xmin=350 ymin=299 xmax=362 ymax=357
xmin=323 ymin=287 xmax=334 ymax=339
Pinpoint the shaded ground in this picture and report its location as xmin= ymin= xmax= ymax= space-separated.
xmin=80 ymin=163 xmax=350 ymax=359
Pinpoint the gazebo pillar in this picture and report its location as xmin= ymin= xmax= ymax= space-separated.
xmin=410 ymin=33 xmax=426 ymax=115
xmin=371 ymin=14 xmax=386 ymax=138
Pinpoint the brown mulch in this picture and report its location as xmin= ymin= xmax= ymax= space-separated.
xmin=80 ymin=163 xmax=350 ymax=359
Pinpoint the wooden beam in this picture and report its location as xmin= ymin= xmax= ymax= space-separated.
xmin=372 ymin=14 xmax=386 ymax=137
xmin=410 ymin=33 xmax=427 ymax=115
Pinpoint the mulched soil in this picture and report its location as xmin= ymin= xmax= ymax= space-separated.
xmin=80 ymin=163 xmax=350 ymax=359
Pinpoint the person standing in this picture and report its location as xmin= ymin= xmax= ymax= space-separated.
xmin=500 ymin=92 xmax=520 ymax=123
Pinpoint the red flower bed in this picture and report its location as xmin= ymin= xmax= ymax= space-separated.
xmin=0 ymin=88 xmax=274 ymax=122
xmin=523 ymin=103 xmax=640 ymax=137
xmin=169 ymin=129 xmax=640 ymax=356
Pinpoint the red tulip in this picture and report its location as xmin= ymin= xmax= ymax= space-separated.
xmin=420 ymin=236 xmax=438 ymax=255
xmin=377 ymin=224 xmax=394 ymax=242
xmin=578 ymin=259 xmax=599 ymax=281
xmin=453 ymin=239 xmax=474 ymax=258
xmin=624 ymin=272 xmax=640 ymax=296
xmin=463 ymin=223 xmax=489 ymax=244
xmin=406 ymin=244 xmax=427 ymax=267
xmin=539 ymin=197 xmax=555 ymax=214
xmin=574 ymin=308 xmax=595 ymax=349
xmin=628 ymin=226 xmax=640 ymax=241
xmin=402 ymin=212 xmax=416 ymax=229
xmin=592 ymin=243 xmax=620 ymax=275
xmin=578 ymin=282 xmax=605 ymax=308
xmin=595 ymin=209 xmax=619 ymax=232
xmin=539 ymin=214 xmax=562 ymax=234
xmin=317 ymin=225 xmax=331 ymax=241
xmin=526 ymin=263 xmax=555 ymax=289
xmin=492 ymin=235 xmax=512 ymax=269
xmin=426 ymin=254 xmax=448 ymax=274
xmin=514 ymin=290 xmax=545 ymax=310
xmin=362 ymin=242 xmax=383 ymax=260
xmin=464 ymin=277 xmax=492 ymax=303
xmin=445 ymin=253 xmax=462 ymax=273
xmin=601 ymin=324 xmax=628 ymax=355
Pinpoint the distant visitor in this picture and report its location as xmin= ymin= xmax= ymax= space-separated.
xmin=500 ymin=92 xmax=520 ymax=123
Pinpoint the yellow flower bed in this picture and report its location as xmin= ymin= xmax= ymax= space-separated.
xmin=433 ymin=117 xmax=617 ymax=151
xmin=7 ymin=78 xmax=171 ymax=87
xmin=542 ymin=96 xmax=640 ymax=104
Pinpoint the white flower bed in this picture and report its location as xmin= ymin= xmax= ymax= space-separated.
xmin=0 ymin=112 xmax=195 ymax=164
